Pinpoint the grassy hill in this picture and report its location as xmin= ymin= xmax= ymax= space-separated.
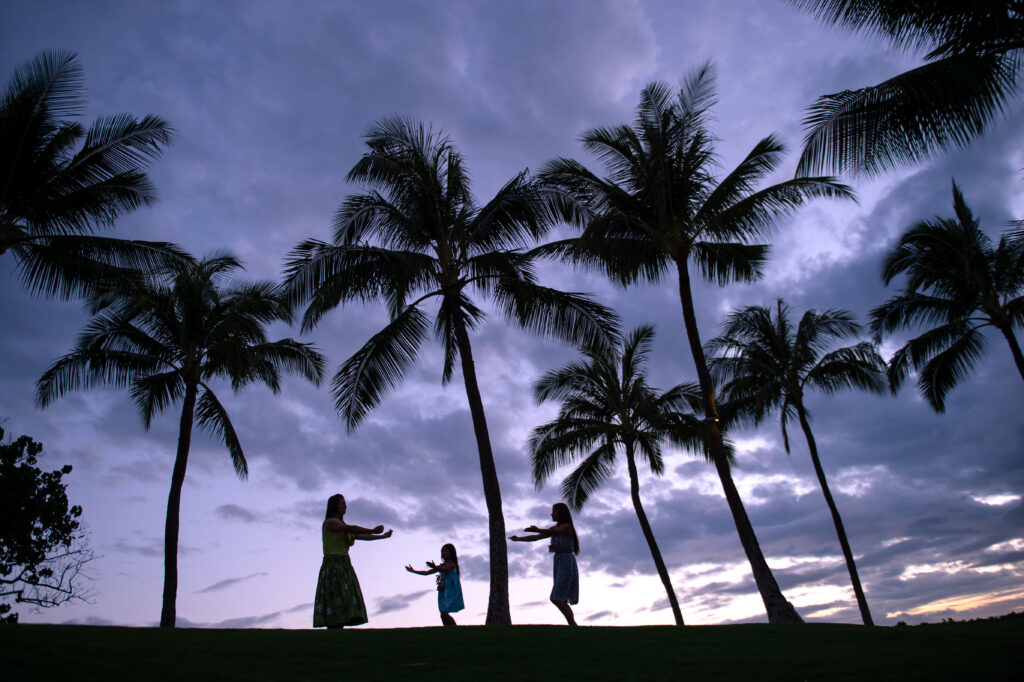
xmin=2 ymin=614 xmax=1020 ymax=680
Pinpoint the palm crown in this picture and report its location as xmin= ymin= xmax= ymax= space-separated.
xmin=1 ymin=49 xmax=180 ymax=299
xmin=285 ymin=117 xmax=617 ymax=429
xmin=37 ymin=253 xmax=325 ymax=471
xmin=870 ymin=180 xmax=1024 ymax=411
xmin=708 ymin=300 xmax=888 ymax=452
xmin=539 ymin=64 xmax=854 ymax=288
xmin=530 ymin=325 xmax=711 ymax=508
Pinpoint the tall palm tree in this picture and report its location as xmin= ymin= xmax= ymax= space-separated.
xmin=530 ymin=325 xmax=714 ymax=626
xmin=707 ymin=300 xmax=887 ymax=626
xmin=35 ymin=253 xmax=325 ymax=627
xmin=792 ymin=0 xmax=1024 ymax=176
xmin=539 ymin=63 xmax=854 ymax=623
xmin=871 ymin=180 xmax=1024 ymax=411
xmin=283 ymin=117 xmax=618 ymax=625
xmin=1 ymin=49 xmax=181 ymax=299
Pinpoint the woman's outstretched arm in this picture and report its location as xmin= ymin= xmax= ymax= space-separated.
xmin=353 ymin=529 xmax=393 ymax=541
xmin=325 ymin=518 xmax=385 ymax=535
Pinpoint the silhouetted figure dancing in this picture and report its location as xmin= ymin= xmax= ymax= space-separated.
xmin=314 ymin=493 xmax=392 ymax=628
xmin=510 ymin=502 xmax=580 ymax=625
xmin=405 ymin=543 xmax=464 ymax=626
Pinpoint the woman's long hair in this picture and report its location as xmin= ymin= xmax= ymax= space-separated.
xmin=325 ymin=494 xmax=343 ymax=520
xmin=553 ymin=502 xmax=580 ymax=555
xmin=442 ymin=543 xmax=460 ymax=575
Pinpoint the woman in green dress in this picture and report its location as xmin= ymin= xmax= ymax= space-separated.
xmin=314 ymin=493 xmax=392 ymax=628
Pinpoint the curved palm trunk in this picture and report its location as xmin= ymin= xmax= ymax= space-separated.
xmin=452 ymin=315 xmax=510 ymax=625
xmin=795 ymin=403 xmax=874 ymax=626
xmin=160 ymin=382 xmax=197 ymax=628
xmin=675 ymin=259 xmax=802 ymax=623
xmin=996 ymin=324 xmax=1024 ymax=382
xmin=625 ymin=442 xmax=684 ymax=626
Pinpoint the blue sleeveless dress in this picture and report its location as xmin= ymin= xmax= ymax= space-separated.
xmin=550 ymin=535 xmax=578 ymax=604
xmin=437 ymin=568 xmax=464 ymax=614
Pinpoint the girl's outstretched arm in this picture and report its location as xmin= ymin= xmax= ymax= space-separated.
xmin=354 ymin=529 xmax=393 ymax=541
xmin=405 ymin=562 xmax=437 ymax=575
xmin=509 ymin=533 xmax=546 ymax=542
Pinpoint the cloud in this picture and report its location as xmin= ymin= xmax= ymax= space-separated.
xmin=376 ymin=590 xmax=432 ymax=615
xmin=215 ymin=504 xmax=264 ymax=523
xmin=195 ymin=572 xmax=268 ymax=594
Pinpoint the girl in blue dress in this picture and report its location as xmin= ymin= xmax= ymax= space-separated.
xmin=405 ymin=543 xmax=464 ymax=626
xmin=510 ymin=502 xmax=579 ymax=626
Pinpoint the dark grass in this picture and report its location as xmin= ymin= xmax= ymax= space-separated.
xmin=2 ymin=615 xmax=1021 ymax=681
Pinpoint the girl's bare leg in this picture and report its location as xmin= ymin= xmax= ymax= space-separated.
xmin=552 ymin=600 xmax=577 ymax=626
xmin=440 ymin=612 xmax=457 ymax=627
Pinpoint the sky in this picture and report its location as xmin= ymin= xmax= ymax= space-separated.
xmin=2 ymin=0 xmax=1022 ymax=629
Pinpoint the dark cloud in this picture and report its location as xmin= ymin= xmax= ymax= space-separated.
xmin=375 ymin=590 xmax=431 ymax=615
xmin=195 ymin=572 xmax=268 ymax=594
xmin=214 ymin=504 xmax=264 ymax=523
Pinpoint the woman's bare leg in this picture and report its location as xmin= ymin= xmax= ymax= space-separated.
xmin=552 ymin=599 xmax=577 ymax=626
xmin=440 ymin=612 xmax=457 ymax=627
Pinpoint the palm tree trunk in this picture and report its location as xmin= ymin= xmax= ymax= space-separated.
xmin=795 ymin=403 xmax=874 ymax=626
xmin=625 ymin=442 xmax=684 ymax=626
xmin=452 ymin=313 xmax=510 ymax=625
xmin=996 ymin=323 xmax=1024 ymax=382
xmin=160 ymin=382 xmax=197 ymax=628
xmin=674 ymin=259 xmax=802 ymax=623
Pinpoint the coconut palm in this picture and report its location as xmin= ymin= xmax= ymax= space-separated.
xmin=792 ymin=0 xmax=1024 ymax=176
xmin=283 ymin=117 xmax=618 ymax=625
xmin=1 ymin=49 xmax=181 ymax=299
xmin=35 ymin=253 xmax=325 ymax=627
xmin=707 ymin=300 xmax=887 ymax=626
xmin=539 ymin=63 xmax=853 ymax=623
xmin=530 ymin=325 xmax=715 ymax=626
xmin=871 ymin=180 xmax=1024 ymax=411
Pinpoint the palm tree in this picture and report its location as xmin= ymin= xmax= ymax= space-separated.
xmin=35 ymin=253 xmax=325 ymax=627
xmin=1 ymin=49 xmax=181 ymax=299
xmin=283 ymin=117 xmax=618 ymax=625
xmin=539 ymin=63 xmax=854 ymax=623
xmin=871 ymin=180 xmax=1024 ymax=411
xmin=530 ymin=325 xmax=715 ymax=626
xmin=791 ymin=0 xmax=1024 ymax=176
xmin=707 ymin=300 xmax=887 ymax=626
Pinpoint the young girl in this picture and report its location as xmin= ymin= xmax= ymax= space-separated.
xmin=314 ymin=493 xmax=393 ymax=629
xmin=405 ymin=543 xmax=464 ymax=626
xmin=510 ymin=502 xmax=580 ymax=626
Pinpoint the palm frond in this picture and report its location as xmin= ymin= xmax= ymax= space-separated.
xmin=194 ymin=388 xmax=248 ymax=479
xmin=798 ymin=53 xmax=1019 ymax=176
xmin=493 ymin=278 xmax=620 ymax=351
xmin=331 ymin=305 xmax=430 ymax=431
xmin=559 ymin=442 xmax=618 ymax=511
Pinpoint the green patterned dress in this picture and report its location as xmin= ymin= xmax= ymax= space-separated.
xmin=313 ymin=526 xmax=368 ymax=627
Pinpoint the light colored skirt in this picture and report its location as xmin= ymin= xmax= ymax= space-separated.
xmin=551 ymin=553 xmax=579 ymax=605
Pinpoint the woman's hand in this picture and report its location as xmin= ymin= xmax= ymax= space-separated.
xmin=381 ymin=529 xmax=393 ymax=538
xmin=373 ymin=525 xmax=385 ymax=534
xmin=509 ymin=535 xmax=522 ymax=542
xmin=525 ymin=525 xmax=541 ymax=533
xmin=404 ymin=564 xmax=416 ymax=573
xmin=426 ymin=560 xmax=437 ymax=569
